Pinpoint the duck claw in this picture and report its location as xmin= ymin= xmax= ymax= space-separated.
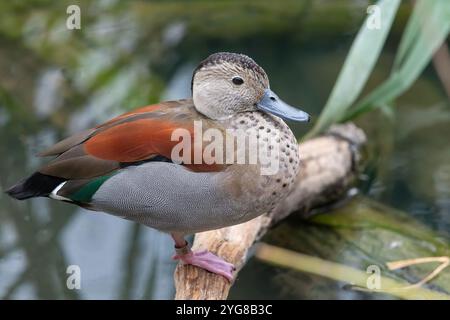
xmin=173 ymin=250 xmax=235 ymax=282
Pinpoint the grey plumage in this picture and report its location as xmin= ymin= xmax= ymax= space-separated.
xmin=91 ymin=162 xmax=252 ymax=234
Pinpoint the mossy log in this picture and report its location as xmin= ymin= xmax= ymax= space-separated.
xmin=260 ymin=196 xmax=450 ymax=299
xmin=174 ymin=123 xmax=366 ymax=300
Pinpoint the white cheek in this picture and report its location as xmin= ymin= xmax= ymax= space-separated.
xmin=192 ymin=87 xmax=205 ymax=108
xmin=193 ymin=84 xmax=211 ymax=111
xmin=193 ymin=83 xmax=232 ymax=120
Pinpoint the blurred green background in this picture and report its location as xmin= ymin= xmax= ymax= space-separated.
xmin=0 ymin=0 xmax=449 ymax=299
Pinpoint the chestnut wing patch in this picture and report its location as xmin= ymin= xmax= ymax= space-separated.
xmin=84 ymin=118 xmax=186 ymax=163
xmin=37 ymin=100 xmax=226 ymax=185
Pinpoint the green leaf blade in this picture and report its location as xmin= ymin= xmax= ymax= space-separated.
xmin=307 ymin=0 xmax=401 ymax=137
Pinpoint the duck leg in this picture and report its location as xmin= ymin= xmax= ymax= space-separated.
xmin=171 ymin=233 xmax=235 ymax=282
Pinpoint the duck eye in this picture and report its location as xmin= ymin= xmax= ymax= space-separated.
xmin=232 ymin=77 xmax=244 ymax=85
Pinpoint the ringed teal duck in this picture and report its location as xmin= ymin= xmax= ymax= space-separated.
xmin=7 ymin=52 xmax=310 ymax=281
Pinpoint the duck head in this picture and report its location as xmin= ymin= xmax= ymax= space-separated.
xmin=192 ymin=52 xmax=310 ymax=122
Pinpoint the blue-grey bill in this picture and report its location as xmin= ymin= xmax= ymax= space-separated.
xmin=257 ymin=89 xmax=310 ymax=122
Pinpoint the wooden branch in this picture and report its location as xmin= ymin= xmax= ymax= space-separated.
xmin=174 ymin=123 xmax=366 ymax=300
xmin=432 ymin=42 xmax=450 ymax=100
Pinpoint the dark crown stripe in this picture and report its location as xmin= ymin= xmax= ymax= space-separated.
xmin=191 ymin=52 xmax=266 ymax=91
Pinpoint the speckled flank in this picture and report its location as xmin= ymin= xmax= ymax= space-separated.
xmin=224 ymin=110 xmax=300 ymax=215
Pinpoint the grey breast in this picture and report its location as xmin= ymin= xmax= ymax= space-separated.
xmin=90 ymin=162 xmax=246 ymax=234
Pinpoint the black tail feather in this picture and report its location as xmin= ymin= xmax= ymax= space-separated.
xmin=5 ymin=173 xmax=66 ymax=200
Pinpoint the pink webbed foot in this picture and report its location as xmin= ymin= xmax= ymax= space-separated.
xmin=173 ymin=249 xmax=236 ymax=282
